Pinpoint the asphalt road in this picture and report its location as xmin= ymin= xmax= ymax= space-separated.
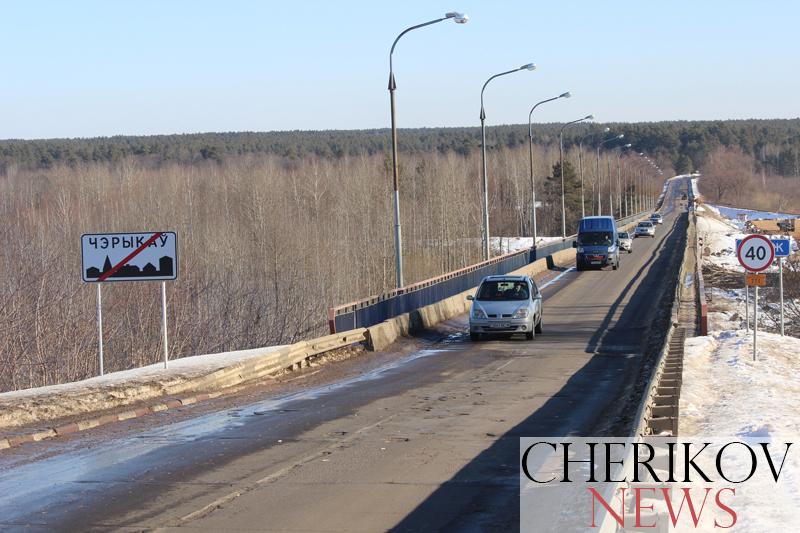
xmin=0 ymin=179 xmax=689 ymax=532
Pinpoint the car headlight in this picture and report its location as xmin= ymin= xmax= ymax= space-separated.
xmin=472 ymin=308 xmax=486 ymax=319
xmin=576 ymin=246 xmax=584 ymax=253
xmin=512 ymin=307 xmax=529 ymax=319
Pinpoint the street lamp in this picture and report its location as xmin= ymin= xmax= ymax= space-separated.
xmin=480 ymin=62 xmax=537 ymax=260
xmin=615 ymin=144 xmax=632 ymax=217
xmin=559 ymin=114 xmax=593 ymax=238
xmin=579 ymin=127 xmax=609 ymax=217
xmin=388 ymin=12 xmax=468 ymax=289
xmin=527 ymin=91 xmax=570 ymax=244
xmin=596 ymin=134 xmax=624 ymax=215
xmin=635 ymin=152 xmax=647 ymax=213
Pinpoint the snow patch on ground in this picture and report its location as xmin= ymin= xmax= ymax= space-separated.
xmin=680 ymin=295 xmax=800 ymax=530
xmin=715 ymin=205 xmax=800 ymax=223
xmin=681 ymin=329 xmax=800 ymax=438
xmin=696 ymin=212 xmax=749 ymax=272
xmin=491 ymin=236 xmax=562 ymax=255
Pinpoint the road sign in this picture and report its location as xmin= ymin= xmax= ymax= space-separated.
xmin=736 ymin=234 xmax=775 ymax=272
xmin=745 ymin=273 xmax=766 ymax=287
xmin=772 ymin=238 xmax=791 ymax=258
xmin=736 ymin=237 xmax=792 ymax=258
xmin=81 ymin=232 xmax=178 ymax=282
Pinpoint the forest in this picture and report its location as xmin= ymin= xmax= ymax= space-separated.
xmin=2 ymin=118 xmax=799 ymax=177
xmin=1 ymin=118 xmax=798 ymax=391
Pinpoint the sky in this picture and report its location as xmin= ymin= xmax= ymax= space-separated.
xmin=0 ymin=0 xmax=798 ymax=139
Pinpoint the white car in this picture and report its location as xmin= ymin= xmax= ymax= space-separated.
xmin=635 ymin=221 xmax=655 ymax=237
xmin=467 ymin=275 xmax=542 ymax=341
xmin=618 ymin=231 xmax=633 ymax=253
xmin=650 ymin=213 xmax=663 ymax=225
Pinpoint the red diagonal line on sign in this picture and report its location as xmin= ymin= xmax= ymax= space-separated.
xmin=97 ymin=232 xmax=164 ymax=282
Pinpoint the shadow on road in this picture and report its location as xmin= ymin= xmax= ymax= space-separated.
xmin=389 ymin=188 xmax=689 ymax=532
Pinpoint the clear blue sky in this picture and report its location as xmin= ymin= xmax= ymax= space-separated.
xmin=1 ymin=0 xmax=798 ymax=139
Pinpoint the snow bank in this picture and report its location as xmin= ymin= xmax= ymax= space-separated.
xmin=680 ymin=314 xmax=800 ymax=530
xmin=0 ymin=346 xmax=287 ymax=401
xmin=696 ymin=212 xmax=748 ymax=271
xmin=681 ymin=330 xmax=800 ymax=437
xmin=0 ymin=345 xmax=287 ymax=428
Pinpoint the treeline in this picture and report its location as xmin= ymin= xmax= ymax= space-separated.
xmin=0 ymin=139 xmax=662 ymax=391
xmin=2 ymin=118 xmax=799 ymax=176
xmin=700 ymin=145 xmax=800 ymax=213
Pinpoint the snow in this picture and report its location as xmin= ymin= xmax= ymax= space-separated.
xmin=696 ymin=212 xmax=749 ymax=271
xmin=491 ymin=236 xmax=562 ymax=255
xmin=715 ymin=205 xmax=800 ymax=223
xmin=681 ymin=330 xmax=800 ymax=437
xmin=0 ymin=345 xmax=288 ymax=402
xmin=690 ymin=177 xmax=700 ymax=198
xmin=680 ymin=290 xmax=800 ymax=530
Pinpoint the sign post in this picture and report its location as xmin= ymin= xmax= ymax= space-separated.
xmin=737 ymin=235 xmax=775 ymax=361
xmin=161 ymin=281 xmax=169 ymax=368
xmin=97 ymin=284 xmax=104 ymax=376
xmin=780 ymin=258 xmax=784 ymax=336
xmin=81 ymin=232 xmax=178 ymax=374
xmin=771 ymin=238 xmax=791 ymax=337
xmin=745 ymin=281 xmax=749 ymax=332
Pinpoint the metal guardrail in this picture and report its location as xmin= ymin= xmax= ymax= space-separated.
xmin=634 ymin=177 xmax=694 ymax=437
xmin=328 ymin=212 xmax=649 ymax=333
xmin=695 ymin=213 xmax=709 ymax=336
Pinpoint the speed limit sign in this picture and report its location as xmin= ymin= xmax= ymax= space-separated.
xmin=737 ymin=235 xmax=775 ymax=272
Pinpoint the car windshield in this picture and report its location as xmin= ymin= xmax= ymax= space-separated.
xmin=578 ymin=231 xmax=613 ymax=246
xmin=476 ymin=280 xmax=530 ymax=301
xmin=618 ymin=232 xmax=629 ymax=239
xmin=638 ymin=222 xmax=652 ymax=228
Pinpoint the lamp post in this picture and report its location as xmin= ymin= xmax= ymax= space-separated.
xmin=635 ymin=152 xmax=646 ymax=214
xmin=595 ymin=134 xmax=624 ymax=216
xmin=615 ymin=143 xmax=632 ymax=218
xmin=579 ymin=127 xmax=609 ymax=217
xmin=388 ymin=12 xmax=468 ymax=289
xmin=480 ymin=62 xmax=537 ymax=260
xmin=527 ymin=91 xmax=570 ymax=244
xmin=559 ymin=115 xmax=594 ymax=238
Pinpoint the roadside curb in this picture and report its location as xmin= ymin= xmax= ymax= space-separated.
xmin=0 ymin=390 xmax=231 ymax=451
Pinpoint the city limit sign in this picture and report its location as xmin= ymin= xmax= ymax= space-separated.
xmin=81 ymin=232 xmax=178 ymax=282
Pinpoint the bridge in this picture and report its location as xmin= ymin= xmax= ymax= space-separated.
xmin=0 ymin=177 xmax=698 ymax=531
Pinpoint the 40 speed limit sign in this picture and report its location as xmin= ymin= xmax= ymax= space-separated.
xmin=737 ymin=234 xmax=775 ymax=272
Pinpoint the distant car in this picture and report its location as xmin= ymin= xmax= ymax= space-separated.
xmin=618 ymin=231 xmax=633 ymax=253
xmin=650 ymin=213 xmax=663 ymax=225
xmin=467 ymin=275 xmax=542 ymax=341
xmin=635 ymin=221 xmax=656 ymax=237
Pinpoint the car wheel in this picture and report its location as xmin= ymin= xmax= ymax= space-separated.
xmin=470 ymin=332 xmax=480 ymax=341
xmin=628 ymin=249 xmax=633 ymax=254
xmin=525 ymin=331 xmax=534 ymax=340
xmin=535 ymin=316 xmax=543 ymax=334
xmin=576 ymin=264 xmax=584 ymax=272
xmin=612 ymin=260 xmax=618 ymax=270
